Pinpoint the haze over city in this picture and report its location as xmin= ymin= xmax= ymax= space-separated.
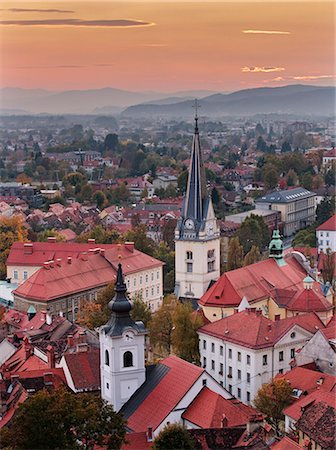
xmin=0 ymin=0 xmax=335 ymax=92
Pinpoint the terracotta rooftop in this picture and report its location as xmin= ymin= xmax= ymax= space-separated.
xmin=316 ymin=214 xmax=336 ymax=231
xmin=284 ymin=388 xmax=335 ymax=422
xmin=62 ymin=349 xmax=100 ymax=392
xmin=199 ymin=310 xmax=324 ymax=349
xmin=271 ymin=437 xmax=301 ymax=450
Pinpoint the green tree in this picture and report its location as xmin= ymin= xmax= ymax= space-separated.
xmin=36 ymin=229 xmax=65 ymax=242
xmin=149 ymin=295 xmax=177 ymax=356
xmin=254 ymin=378 xmax=292 ymax=435
xmin=104 ymin=133 xmax=119 ymax=152
xmin=292 ymin=227 xmax=317 ymax=248
xmin=316 ymin=197 xmax=335 ymax=225
xmin=153 ymin=424 xmax=194 ymax=450
xmin=0 ymin=388 xmax=126 ymax=450
xmin=172 ymin=302 xmax=203 ymax=363
xmin=243 ymin=245 xmax=261 ymax=266
xmin=238 ymin=214 xmax=270 ymax=254
xmin=301 ymin=172 xmax=313 ymax=190
xmin=131 ymin=293 xmax=152 ymax=327
xmin=286 ymin=169 xmax=298 ymax=187
xmin=281 ymin=141 xmax=292 ymax=153
xmin=325 ymin=167 xmax=335 ymax=186
xmin=0 ymin=217 xmax=28 ymax=279
xmin=227 ymin=237 xmax=243 ymax=271
xmin=77 ymin=226 xmax=120 ymax=244
xmin=93 ymin=190 xmax=107 ymax=210
xmin=263 ymin=164 xmax=279 ymax=190
xmin=177 ymin=170 xmax=188 ymax=194
xmin=162 ymin=219 xmax=177 ymax=250
xmin=123 ymin=224 xmax=156 ymax=256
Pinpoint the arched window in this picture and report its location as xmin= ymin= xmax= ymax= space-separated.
xmin=105 ymin=349 xmax=110 ymax=366
xmin=186 ymin=251 xmax=193 ymax=260
xmin=123 ymin=351 xmax=133 ymax=368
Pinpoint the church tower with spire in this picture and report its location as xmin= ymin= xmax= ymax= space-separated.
xmin=100 ymin=262 xmax=146 ymax=411
xmin=175 ymin=105 xmax=220 ymax=300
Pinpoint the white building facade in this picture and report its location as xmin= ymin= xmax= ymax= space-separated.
xmin=316 ymin=215 xmax=336 ymax=254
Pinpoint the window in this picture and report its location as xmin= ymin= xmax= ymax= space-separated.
xmin=211 ymin=343 xmax=215 ymax=352
xmin=146 ymin=289 xmax=148 ymax=298
xmin=320 ymin=240 xmax=324 ymax=246
xmin=123 ymin=351 xmax=133 ymax=367
xmin=290 ymin=332 xmax=296 ymax=339
xmin=146 ymin=274 xmax=148 ymax=283
xmin=127 ymin=279 xmax=130 ymax=288
xmin=23 ymin=271 xmax=28 ymax=280
xmin=220 ymin=345 xmax=223 ymax=356
xmin=275 ymin=314 xmax=281 ymax=321
xmin=228 ymin=384 xmax=232 ymax=393
xmin=247 ymin=372 xmax=250 ymax=383
xmin=186 ymin=251 xmax=193 ymax=260
xmin=157 ymin=286 xmax=159 ymax=294
xmin=202 ymin=379 xmax=207 ymax=386
xmin=140 ymin=275 xmax=143 ymax=285
xmin=247 ymin=391 xmax=250 ymax=403
xmin=211 ymin=360 xmax=215 ymax=370
xmin=208 ymin=249 xmax=215 ymax=258
xmin=290 ymin=348 xmax=295 ymax=359
xmin=228 ymin=348 xmax=232 ymax=359
xmin=237 ymin=352 xmax=241 ymax=362
xmin=157 ymin=271 xmax=159 ymax=279
xmin=228 ymin=366 xmax=232 ymax=377
xmin=321 ymin=232 xmax=324 ymax=237
xmin=105 ymin=350 xmax=110 ymax=366
xmin=133 ymin=277 xmax=136 ymax=287
xmin=237 ymin=388 xmax=241 ymax=399
xmin=247 ymin=354 xmax=251 ymax=365
xmin=106 ymin=382 xmax=109 ymax=390
xmin=279 ymin=369 xmax=284 ymax=374
xmin=13 ymin=270 xmax=18 ymax=280
xmin=326 ymin=232 xmax=329 ymax=237
xmin=151 ymin=272 xmax=154 ymax=281
xmin=203 ymin=340 xmax=206 ymax=350
xmin=263 ymin=355 xmax=268 ymax=366
xmin=219 ymin=363 xmax=223 ymax=375
xmin=207 ymin=261 xmax=215 ymax=272
xmin=187 ymin=263 xmax=193 ymax=273
xmin=279 ymin=351 xmax=284 ymax=362
xmin=238 ymin=369 xmax=241 ymax=380
xmin=203 ymin=357 xmax=207 ymax=368
xmin=151 ymin=287 xmax=154 ymax=296
xmin=326 ymin=240 xmax=330 ymax=246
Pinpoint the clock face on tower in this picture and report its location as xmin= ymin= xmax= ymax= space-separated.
xmin=123 ymin=331 xmax=134 ymax=341
xmin=207 ymin=223 xmax=214 ymax=236
xmin=185 ymin=219 xmax=195 ymax=230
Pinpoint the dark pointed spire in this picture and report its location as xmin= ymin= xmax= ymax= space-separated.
xmin=109 ymin=262 xmax=132 ymax=314
xmin=182 ymin=100 xmax=208 ymax=222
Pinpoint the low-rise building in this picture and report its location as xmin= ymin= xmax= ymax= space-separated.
xmin=316 ymin=215 xmax=336 ymax=254
xmin=198 ymin=309 xmax=324 ymax=405
xmin=255 ymin=187 xmax=316 ymax=236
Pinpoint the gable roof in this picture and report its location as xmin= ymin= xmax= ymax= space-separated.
xmin=63 ymin=349 xmax=100 ymax=391
xmin=256 ymin=187 xmax=315 ymax=204
xmin=199 ymin=255 xmax=307 ymax=308
xmin=271 ymin=437 xmax=301 ymax=450
xmin=276 ymin=367 xmax=336 ymax=398
xmin=120 ymin=355 xmax=204 ymax=433
xmin=182 ymin=387 xmax=262 ymax=428
xmin=283 ymin=387 xmax=335 ymax=422
xmin=198 ymin=310 xmax=324 ymax=349
xmin=316 ymin=214 xmax=336 ymax=231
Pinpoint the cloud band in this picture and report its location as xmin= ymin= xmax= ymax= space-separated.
xmin=0 ymin=18 xmax=155 ymax=28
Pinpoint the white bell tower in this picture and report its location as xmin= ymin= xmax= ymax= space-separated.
xmin=100 ymin=262 xmax=146 ymax=412
xmin=175 ymin=102 xmax=220 ymax=300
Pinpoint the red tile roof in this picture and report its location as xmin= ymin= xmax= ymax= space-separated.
xmin=2 ymin=345 xmax=48 ymax=374
xmin=199 ymin=255 xmax=307 ymax=308
xmin=13 ymin=248 xmax=163 ymax=302
xmin=316 ymin=215 xmax=336 ymax=231
xmin=276 ymin=367 xmax=336 ymax=397
xmin=284 ymin=387 xmax=335 ymax=422
xmin=199 ymin=310 xmax=324 ymax=349
xmin=182 ymin=387 xmax=262 ymax=428
xmin=126 ymin=355 xmax=204 ymax=433
xmin=63 ymin=349 xmax=100 ymax=391
xmin=286 ymin=287 xmax=333 ymax=312
xmin=121 ymin=432 xmax=151 ymax=450
xmin=271 ymin=437 xmax=301 ymax=450
xmin=323 ymin=315 xmax=336 ymax=340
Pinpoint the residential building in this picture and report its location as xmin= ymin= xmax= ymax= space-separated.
xmin=0 ymin=182 xmax=43 ymax=208
xmin=199 ymin=231 xmax=334 ymax=324
xmin=152 ymin=174 xmax=178 ymax=190
xmin=322 ymin=147 xmax=336 ymax=171
xmin=316 ymin=215 xmax=336 ymax=254
xmin=12 ymin=243 xmax=164 ymax=320
xmin=175 ymin=113 xmax=220 ymax=300
xmin=198 ymin=309 xmax=325 ymax=405
xmin=255 ymin=187 xmax=316 ymax=236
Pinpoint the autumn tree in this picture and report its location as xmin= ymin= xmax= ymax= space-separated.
xmin=227 ymin=237 xmax=243 ymax=271
xmin=80 ymin=283 xmax=115 ymax=329
xmin=254 ymin=378 xmax=292 ymax=435
xmin=321 ymin=249 xmax=335 ymax=285
xmin=149 ymin=295 xmax=177 ymax=356
xmin=36 ymin=229 xmax=65 ymax=242
xmin=0 ymin=217 xmax=28 ymax=279
xmin=131 ymin=293 xmax=152 ymax=327
xmin=286 ymin=169 xmax=298 ymax=187
xmin=172 ymin=302 xmax=203 ymax=363
xmin=243 ymin=245 xmax=261 ymax=266
xmin=263 ymin=164 xmax=279 ymax=190
xmin=16 ymin=173 xmax=32 ymax=184
xmin=76 ymin=226 xmax=120 ymax=244
xmin=0 ymin=387 xmax=126 ymax=450
xmin=123 ymin=224 xmax=156 ymax=256
xmin=153 ymin=424 xmax=195 ymax=450
xmin=162 ymin=218 xmax=177 ymax=250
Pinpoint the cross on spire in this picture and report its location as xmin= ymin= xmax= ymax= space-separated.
xmin=192 ymin=99 xmax=201 ymax=132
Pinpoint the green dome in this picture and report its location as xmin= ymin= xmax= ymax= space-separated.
xmin=269 ymin=229 xmax=284 ymax=258
xmin=303 ymin=276 xmax=314 ymax=283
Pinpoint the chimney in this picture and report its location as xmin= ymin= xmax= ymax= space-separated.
xmin=47 ymin=236 xmax=56 ymax=243
xmin=81 ymin=252 xmax=88 ymax=261
xmin=24 ymin=243 xmax=33 ymax=255
xmin=56 ymin=258 xmax=62 ymax=266
xmin=23 ymin=336 xmax=31 ymax=359
xmin=267 ymin=324 xmax=272 ymax=331
xmin=49 ymin=260 xmax=54 ymax=268
xmin=256 ymin=309 xmax=262 ymax=316
xmin=10 ymin=374 xmax=20 ymax=383
xmin=44 ymin=261 xmax=50 ymax=270
xmin=43 ymin=372 xmax=54 ymax=386
xmin=221 ymin=414 xmax=228 ymax=428
xmin=67 ymin=256 xmax=72 ymax=264
xmin=47 ymin=345 xmax=55 ymax=368
xmin=41 ymin=311 xmax=47 ymax=322
xmin=100 ymin=248 xmax=105 ymax=256
xmin=125 ymin=242 xmax=134 ymax=253
xmin=67 ymin=334 xmax=74 ymax=347
xmin=78 ymin=331 xmax=86 ymax=344
xmin=88 ymin=238 xmax=95 ymax=245
xmin=77 ymin=343 xmax=89 ymax=352
xmin=146 ymin=427 xmax=153 ymax=443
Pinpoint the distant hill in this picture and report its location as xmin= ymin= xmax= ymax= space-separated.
xmin=0 ymin=87 xmax=216 ymax=115
xmin=122 ymin=85 xmax=336 ymax=118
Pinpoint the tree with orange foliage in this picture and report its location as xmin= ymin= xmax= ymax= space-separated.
xmin=16 ymin=173 xmax=32 ymax=184
xmin=0 ymin=217 xmax=28 ymax=279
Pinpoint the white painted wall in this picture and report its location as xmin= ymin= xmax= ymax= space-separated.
xmin=316 ymin=229 xmax=336 ymax=253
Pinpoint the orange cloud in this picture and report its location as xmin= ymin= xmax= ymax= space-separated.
xmin=0 ymin=18 xmax=155 ymax=28
xmin=291 ymin=75 xmax=334 ymax=80
xmin=241 ymin=66 xmax=285 ymax=73
xmin=242 ymin=29 xmax=290 ymax=35
xmin=1 ymin=8 xmax=75 ymax=13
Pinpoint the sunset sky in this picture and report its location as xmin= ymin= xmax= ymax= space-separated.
xmin=0 ymin=1 xmax=335 ymax=92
